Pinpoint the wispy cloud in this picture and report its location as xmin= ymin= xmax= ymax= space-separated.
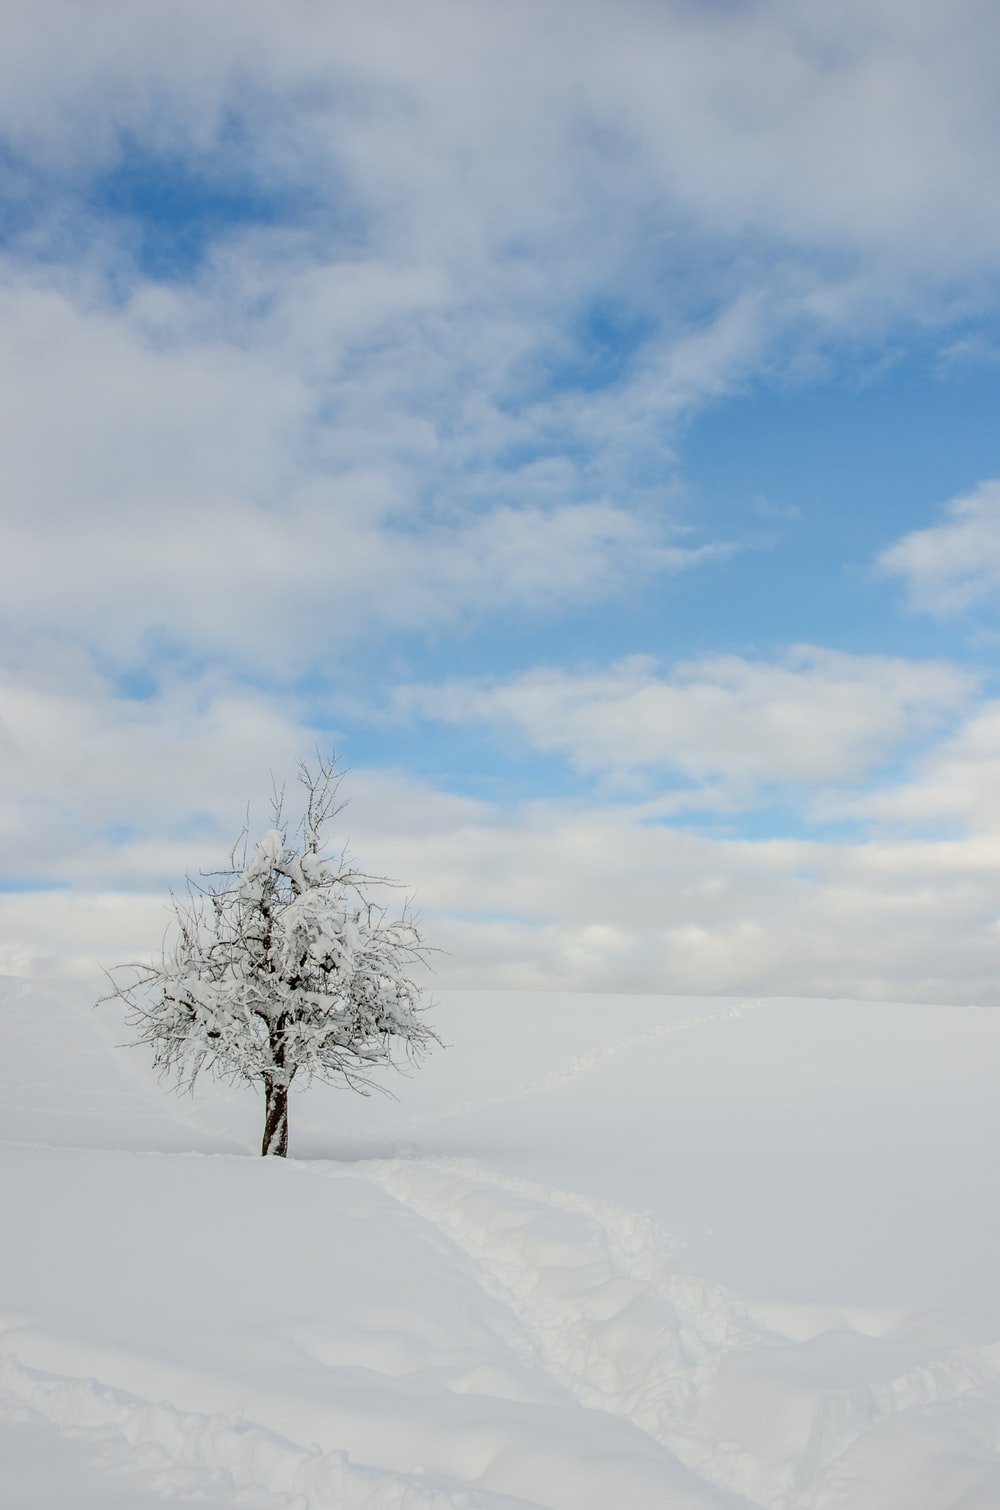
xmin=394 ymin=649 xmax=976 ymax=799
xmin=879 ymin=479 xmax=1000 ymax=616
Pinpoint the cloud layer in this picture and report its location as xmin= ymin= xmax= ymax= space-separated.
xmin=4 ymin=648 xmax=1000 ymax=1010
xmin=4 ymin=0 xmax=1000 ymax=670
xmin=394 ymin=649 xmax=975 ymax=798
xmin=4 ymin=1 xmax=1000 ymax=1004
xmin=8 ymin=758 xmax=1000 ymax=1009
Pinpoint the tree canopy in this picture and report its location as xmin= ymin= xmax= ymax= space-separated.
xmin=106 ymin=756 xmax=438 ymax=1155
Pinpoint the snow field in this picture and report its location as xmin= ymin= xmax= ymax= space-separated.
xmin=2 ymin=980 xmax=1000 ymax=1507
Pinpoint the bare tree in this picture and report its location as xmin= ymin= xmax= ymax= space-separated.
xmin=106 ymin=756 xmax=438 ymax=1156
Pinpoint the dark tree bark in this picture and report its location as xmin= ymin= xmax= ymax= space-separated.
xmin=262 ymin=1078 xmax=289 ymax=1157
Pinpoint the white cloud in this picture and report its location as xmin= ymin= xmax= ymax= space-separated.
xmin=0 ymin=891 xmax=171 ymax=983
xmin=819 ymin=700 xmax=1000 ymax=833
xmin=0 ymin=654 xmax=323 ymax=888
xmin=286 ymin=773 xmax=1000 ymax=1007
xmin=879 ymin=479 xmax=1000 ymax=615
xmin=0 ymin=276 xmax=713 ymax=671
xmin=0 ymin=0 xmax=998 ymax=680
xmin=394 ymin=649 xmax=976 ymax=798
xmin=3 ymin=0 xmax=1000 ymax=1009
xmin=3 ymin=0 xmax=1000 ymax=279
xmin=9 ymin=775 xmax=1000 ymax=1008
xmin=0 ymin=651 xmax=996 ymax=1006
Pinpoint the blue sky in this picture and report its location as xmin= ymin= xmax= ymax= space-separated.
xmin=3 ymin=0 xmax=1000 ymax=1000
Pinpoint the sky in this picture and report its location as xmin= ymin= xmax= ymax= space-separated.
xmin=3 ymin=0 xmax=1000 ymax=1003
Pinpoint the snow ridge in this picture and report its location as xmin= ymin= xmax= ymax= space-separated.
xmin=0 ymin=1354 xmax=521 ymax=1510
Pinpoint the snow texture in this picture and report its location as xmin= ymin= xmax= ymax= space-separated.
xmin=2 ymin=978 xmax=1000 ymax=1507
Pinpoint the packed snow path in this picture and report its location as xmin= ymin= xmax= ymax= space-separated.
xmin=3 ymin=980 xmax=1000 ymax=1507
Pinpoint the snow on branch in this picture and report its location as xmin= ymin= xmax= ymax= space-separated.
xmin=104 ymin=755 xmax=439 ymax=1155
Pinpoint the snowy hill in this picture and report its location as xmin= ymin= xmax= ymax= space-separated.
xmin=2 ymin=980 xmax=1000 ymax=1508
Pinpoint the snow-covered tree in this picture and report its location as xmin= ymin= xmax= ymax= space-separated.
xmin=107 ymin=757 xmax=438 ymax=1156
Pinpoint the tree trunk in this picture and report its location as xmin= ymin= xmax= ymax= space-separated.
xmin=262 ymin=1078 xmax=289 ymax=1157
